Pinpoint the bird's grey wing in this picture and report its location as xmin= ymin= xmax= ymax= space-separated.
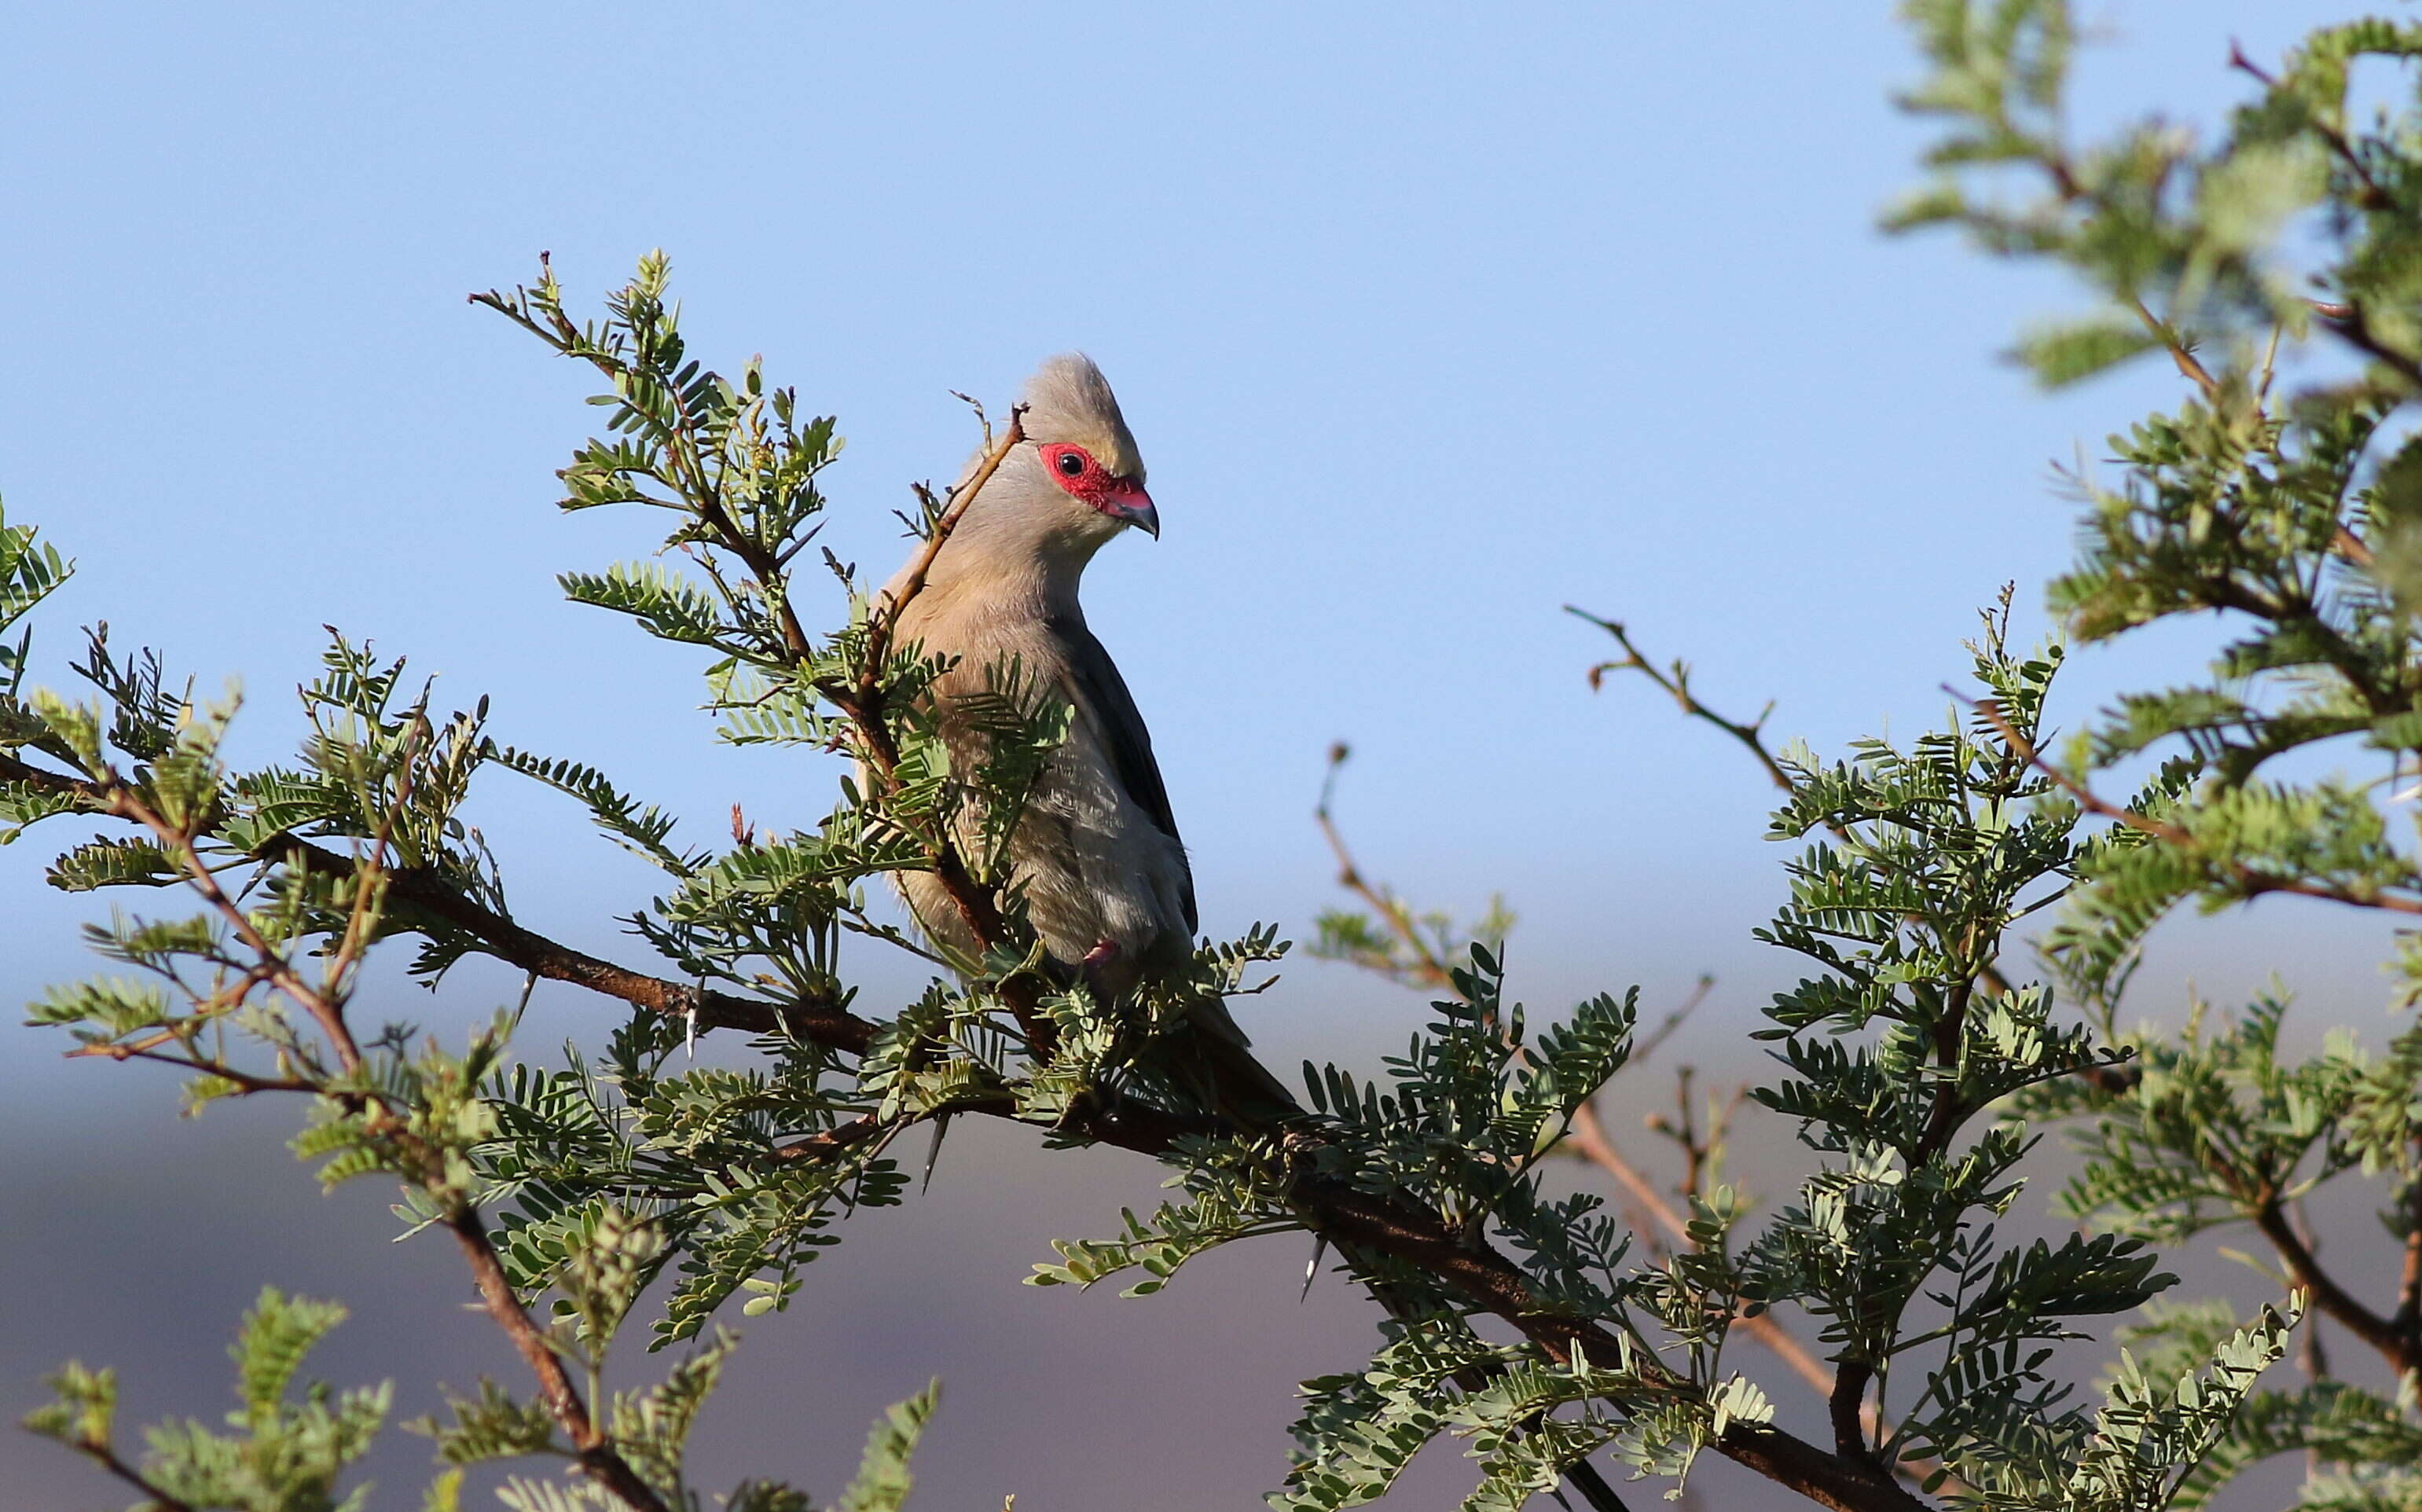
xmin=1048 ymin=612 xmax=1197 ymax=934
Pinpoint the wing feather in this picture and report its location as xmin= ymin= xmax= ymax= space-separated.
xmin=1048 ymin=613 xmax=1197 ymax=934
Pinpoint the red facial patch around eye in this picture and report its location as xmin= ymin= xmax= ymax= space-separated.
xmin=1037 ymin=442 xmax=1154 ymax=530
xmin=1037 ymin=442 xmax=1115 ymax=502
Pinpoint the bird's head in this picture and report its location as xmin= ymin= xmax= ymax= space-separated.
xmin=1003 ymin=353 xmax=1158 ymax=544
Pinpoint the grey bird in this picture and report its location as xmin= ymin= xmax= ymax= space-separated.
xmin=880 ymin=354 xmax=1292 ymax=1118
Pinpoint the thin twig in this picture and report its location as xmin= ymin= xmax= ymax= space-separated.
xmin=2125 ymin=295 xmax=2219 ymax=401
xmin=1568 ymin=608 xmax=1792 ymax=791
xmin=1633 ymin=977 xmax=1713 ymax=1068
xmin=1314 ymin=743 xmax=1458 ymax=992
xmin=1957 ymin=689 xmax=2422 ymax=917
xmin=772 ymin=1114 xmax=886 ymax=1162
xmin=443 ymin=1206 xmax=670 ymax=1511
xmin=1569 ymin=1096 xmax=1840 ymax=1410
xmin=60 ymin=1435 xmax=199 ymax=1512
xmin=863 ymin=405 xmax=1029 ymax=679
xmin=2229 ymin=42 xmax=2392 ymax=211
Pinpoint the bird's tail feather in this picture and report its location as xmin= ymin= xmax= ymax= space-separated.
xmin=1176 ymin=995 xmax=1303 ymax=1128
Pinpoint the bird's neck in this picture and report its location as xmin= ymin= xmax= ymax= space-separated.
xmin=908 ymin=516 xmax=1103 ymax=616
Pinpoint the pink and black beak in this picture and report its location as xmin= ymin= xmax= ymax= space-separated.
xmin=1103 ymin=482 xmax=1159 ymax=539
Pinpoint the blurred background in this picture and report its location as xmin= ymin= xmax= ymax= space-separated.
xmin=0 ymin=2 xmax=2397 ymax=1507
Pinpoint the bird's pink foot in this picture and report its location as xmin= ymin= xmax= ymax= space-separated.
xmin=1081 ymin=940 xmax=1122 ymax=1005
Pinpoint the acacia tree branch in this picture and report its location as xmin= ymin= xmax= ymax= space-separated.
xmin=2228 ymin=42 xmax=2393 ymax=212
xmin=471 ymin=266 xmax=1037 ymax=1020
xmin=1569 ymin=1095 xmax=1842 ymax=1411
xmin=103 ymin=783 xmax=371 ymax=1075
xmin=315 ymin=830 xmax=1914 ymax=1505
xmin=1944 ymin=698 xmax=2422 ymax=1378
xmin=1568 ymin=607 xmax=1792 ymax=792
xmin=1307 ymin=757 xmax=1931 ymax=1506
xmin=443 ymin=1205 xmax=670 ymax=1510
xmin=2315 ymin=299 xmax=2422 ymax=395
xmin=2253 ymin=1198 xmax=2416 ymax=1378
xmin=1314 ymin=743 xmax=1458 ymax=992
xmin=2397 ymin=1162 xmax=2422 ymax=1339
xmin=1958 ymin=693 xmax=2422 ymax=917
xmin=863 ymin=405 xmax=1029 ymax=677
xmin=34 ymin=754 xmax=677 ymax=1512
xmin=55 ymin=1435 xmax=199 ymax=1512
xmin=29 ymin=769 xmax=1925 ymax=1512
xmin=801 ymin=408 xmax=1066 ymax=1053
xmin=1303 ymin=773 xmax=1909 ymax=1509
xmin=13 ymin=723 xmax=1942 ymax=1506
xmin=1305 ymin=1180 xmax=1928 ymax=1512
xmin=101 ymin=1047 xmax=320 ymax=1095
xmin=2126 ymin=294 xmax=2221 ymax=402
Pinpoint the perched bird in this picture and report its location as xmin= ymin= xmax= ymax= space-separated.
xmin=879 ymin=354 xmax=1293 ymax=1118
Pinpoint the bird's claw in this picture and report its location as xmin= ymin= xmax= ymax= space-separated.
xmin=1081 ymin=940 xmax=1122 ymax=1006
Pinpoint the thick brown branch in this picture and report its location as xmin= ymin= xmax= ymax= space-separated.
xmin=444 ymin=1206 xmax=670 ymax=1512
xmin=2254 ymin=1198 xmax=2416 ymax=1378
xmin=2397 ymin=1162 xmax=2422 ymax=1338
xmin=279 ymin=831 xmax=878 ymax=1051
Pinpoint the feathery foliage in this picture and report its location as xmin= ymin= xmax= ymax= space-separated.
xmin=14 ymin=3 xmax=2422 ymax=1509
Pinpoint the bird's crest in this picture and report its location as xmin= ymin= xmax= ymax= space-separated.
xmin=1022 ymin=353 xmax=1144 ymax=482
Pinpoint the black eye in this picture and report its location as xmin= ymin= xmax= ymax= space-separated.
xmin=1055 ymin=450 xmax=1086 ymax=478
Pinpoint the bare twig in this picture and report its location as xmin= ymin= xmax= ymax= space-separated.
xmin=863 ymin=405 xmax=1029 ymax=677
xmin=1633 ymin=975 xmax=1713 ymax=1068
xmin=1568 ymin=608 xmax=1792 ymax=792
xmin=1314 ymin=743 xmax=1459 ymax=992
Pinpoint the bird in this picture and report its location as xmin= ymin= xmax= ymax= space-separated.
xmin=877 ymin=353 xmax=1295 ymax=1121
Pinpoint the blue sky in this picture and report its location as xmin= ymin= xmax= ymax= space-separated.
xmin=4 ymin=2 xmax=2384 ymax=1054
xmin=0 ymin=6 xmax=2391 ymax=1507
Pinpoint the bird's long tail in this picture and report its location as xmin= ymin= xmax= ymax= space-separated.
xmin=1173 ymin=994 xmax=1305 ymax=1128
